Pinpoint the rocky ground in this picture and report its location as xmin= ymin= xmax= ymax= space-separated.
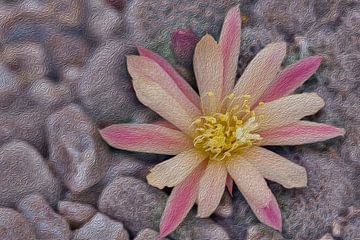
xmin=0 ymin=0 xmax=359 ymax=239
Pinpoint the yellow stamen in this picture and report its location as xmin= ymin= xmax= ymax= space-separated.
xmin=207 ymin=91 xmax=214 ymax=97
xmin=192 ymin=94 xmax=263 ymax=161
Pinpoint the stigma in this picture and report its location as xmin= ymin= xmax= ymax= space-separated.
xmin=192 ymin=94 xmax=263 ymax=161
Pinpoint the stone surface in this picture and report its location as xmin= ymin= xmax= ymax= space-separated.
xmin=46 ymin=104 xmax=109 ymax=192
xmin=72 ymin=213 xmax=129 ymax=240
xmin=28 ymin=79 xmax=73 ymax=109
xmin=17 ymin=194 xmax=71 ymax=240
xmin=86 ymin=0 xmax=124 ymax=40
xmin=58 ymin=201 xmax=96 ymax=228
xmin=0 ymin=141 xmax=61 ymax=207
xmin=0 ymin=0 xmax=359 ymax=239
xmin=0 ymin=208 xmax=36 ymax=240
xmin=134 ymin=228 xmax=170 ymax=240
xmin=0 ymin=64 xmax=25 ymax=108
xmin=2 ymin=42 xmax=46 ymax=82
xmin=99 ymin=176 xmax=230 ymax=239
xmin=214 ymin=192 xmax=233 ymax=218
xmin=78 ymin=39 xmax=144 ymax=125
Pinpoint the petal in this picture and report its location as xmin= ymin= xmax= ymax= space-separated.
xmin=197 ymin=161 xmax=227 ymax=217
xmin=255 ymin=93 xmax=325 ymax=131
xmin=146 ymin=148 xmax=207 ymax=189
xmin=151 ymin=119 xmax=179 ymax=130
xmin=193 ymin=34 xmax=224 ymax=114
xmin=219 ymin=5 xmax=241 ymax=96
xmin=226 ymin=174 xmax=234 ymax=197
xmin=227 ymin=157 xmax=282 ymax=231
xmin=244 ymin=146 xmax=307 ymax=189
xmin=259 ymin=121 xmax=345 ymax=145
xmin=138 ymin=47 xmax=201 ymax=108
xmin=259 ymin=56 xmax=323 ymax=103
xmin=160 ymin=161 xmax=206 ymax=238
xmin=128 ymin=55 xmax=202 ymax=135
xmin=99 ymin=124 xmax=193 ymax=155
xmin=230 ymin=42 xmax=287 ymax=108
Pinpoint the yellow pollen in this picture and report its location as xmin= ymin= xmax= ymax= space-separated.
xmin=207 ymin=91 xmax=214 ymax=97
xmin=192 ymin=95 xmax=263 ymax=161
xmin=258 ymin=101 xmax=265 ymax=106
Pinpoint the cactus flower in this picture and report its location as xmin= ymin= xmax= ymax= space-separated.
xmin=100 ymin=5 xmax=345 ymax=238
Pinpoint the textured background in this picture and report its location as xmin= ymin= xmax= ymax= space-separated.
xmin=0 ymin=0 xmax=359 ymax=239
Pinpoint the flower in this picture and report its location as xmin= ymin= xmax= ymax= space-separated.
xmin=100 ymin=5 xmax=345 ymax=238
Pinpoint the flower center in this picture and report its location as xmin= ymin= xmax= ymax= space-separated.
xmin=192 ymin=94 xmax=263 ymax=161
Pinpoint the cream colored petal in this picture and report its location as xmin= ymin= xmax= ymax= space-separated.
xmin=244 ymin=146 xmax=307 ymax=188
xmin=197 ymin=160 xmax=227 ymax=217
xmin=255 ymin=93 xmax=325 ymax=131
xmin=146 ymin=148 xmax=207 ymax=189
xmin=230 ymin=42 xmax=286 ymax=108
xmin=193 ymin=34 xmax=224 ymax=114
xmin=226 ymin=156 xmax=282 ymax=231
xmin=128 ymin=56 xmax=201 ymax=135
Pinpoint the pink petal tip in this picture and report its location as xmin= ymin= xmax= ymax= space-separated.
xmin=259 ymin=199 xmax=282 ymax=231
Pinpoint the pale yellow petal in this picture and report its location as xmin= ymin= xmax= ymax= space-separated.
xmin=197 ymin=160 xmax=227 ymax=217
xmin=230 ymin=42 xmax=286 ymax=108
xmin=244 ymin=146 xmax=307 ymax=188
xmin=146 ymin=148 xmax=207 ymax=189
xmin=128 ymin=56 xmax=201 ymax=135
xmin=255 ymin=93 xmax=325 ymax=131
xmin=193 ymin=34 xmax=224 ymax=114
xmin=226 ymin=156 xmax=282 ymax=230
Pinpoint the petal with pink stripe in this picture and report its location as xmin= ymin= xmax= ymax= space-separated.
xmin=128 ymin=56 xmax=202 ymax=135
xmin=258 ymin=121 xmax=345 ymax=145
xmin=138 ymin=47 xmax=201 ymax=108
xmin=259 ymin=56 xmax=323 ymax=103
xmin=219 ymin=5 xmax=241 ymax=96
xmin=159 ymin=161 xmax=207 ymax=238
xmin=227 ymin=157 xmax=282 ymax=231
xmin=226 ymin=174 xmax=234 ymax=197
xmin=99 ymin=123 xmax=193 ymax=155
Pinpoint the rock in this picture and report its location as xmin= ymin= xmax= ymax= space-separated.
xmin=50 ymin=0 xmax=83 ymax=27
xmin=0 ymin=107 xmax=49 ymax=154
xmin=134 ymin=228 xmax=170 ymax=240
xmin=0 ymin=208 xmax=36 ymax=240
xmin=58 ymin=201 xmax=96 ymax=228
xmin=64 ymin=184 xmax=104 ymax=206
xmin=246 ymin=224 xmax=284 ymax=240
xmin=2 ymin=42 xmax=46 ymax=82
xmin=46 ymin=104 xmax=109 ymax=192
xmin=214 ymin=192 xmax=233 ymax=218
xmin=318 ymin=233 xmax=334 ymax=240
xmin=86 ymin=0 xmax=124 ymax=40
xmin=78 ymin=39 xmax=141 ymax=125
xmin=28 ymin=79 xmax=73 ymax=109
xmin=106 ymin=0 xmax=126 ymax=12
xmin=0 ymin=64 xmax=25 ymax=109
xmin=72 ymin=213 xmax=129 ymax=240
xmin=46 ymin=34 xmax=90 ymax=67
xmin=98 ymin=176 xmax=230 ymax=239
xmin=104 ymin=153 xmax=150 ymax=181
xmin=17 ymin=194 xmax=71 ymax=240
xmin=253 ymin=0 xmax=316 ymax=35
xmin=0 ymin=141 xmax=61 ymax=207
xmin=98 ymin=176 xmax=166 ymax=233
